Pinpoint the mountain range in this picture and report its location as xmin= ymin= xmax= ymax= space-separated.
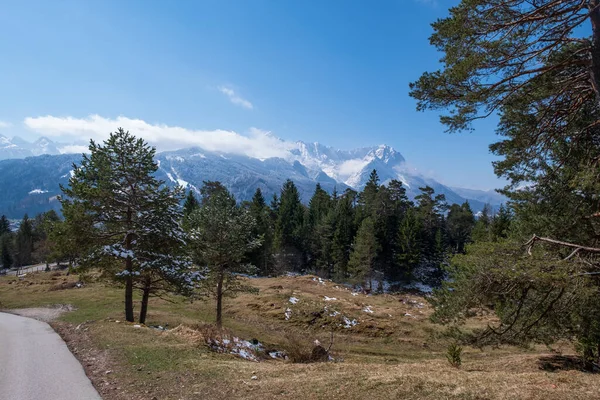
xmin=0 ymin=135 xmax=506 ymax=218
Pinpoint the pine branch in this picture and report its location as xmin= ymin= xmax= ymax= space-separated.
xmin=525 ymin=234 xmax=600 ymax=256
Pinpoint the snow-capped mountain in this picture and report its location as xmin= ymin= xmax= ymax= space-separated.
xmin=0 ymin=138 xmax=506 ymax=218
xmin=0 ymin=135 xmax=61 ymax=160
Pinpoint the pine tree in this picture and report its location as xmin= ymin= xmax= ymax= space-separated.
xmin=490 ymin=204 xmax=512 ymax=240
xmin=0 ymin=215 xmax=10 ymax=236
xmin=273 ymin=180 xmax=305 ymax=271
xmin=446 ymin=202 xmax=475 ymax=254
xmin=187 ymin=182 xmax=262 ymax=327
xmin=183 ymin=190 xmax=200 ymax=217
xmin=348 ymin=217 xmax=379 ymax=290
xmin=14 ymin=214 xmax=33 ymax=268
xmin=356 ymin=169 xmax=380 ymax=223
xmin=61 ymin=128 xmax=194 ymax=323
xmin=331 ymin=189 xmax=357 ymax=279
xmin=396 ymin=209 xmax=422 ymax=279
xmin=307 ymin=183 xmax=332 ymax=270
xmin=0 ymin=233 xmax=13 ymax=269
xmin=248 ymin=188 xmax=273 ymax=275
xmin=471 ymin=204 xmax=492 ymax=243
xmin=411 ymin=0 xmax=600 ymax=368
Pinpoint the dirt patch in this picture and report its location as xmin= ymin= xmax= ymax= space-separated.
xmin=8 ymin=304 xmax=76 ymax=322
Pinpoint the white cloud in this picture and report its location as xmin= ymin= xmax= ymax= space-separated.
xmin=59 ymin=144 xmax=90 ymax=154
xmin=218 ymin=86 xmax=254 ymax=110
xmin=24 ymin=115 xmax=291 ymax=159
xmin=0 ymin=120 xmax=12 ymax=129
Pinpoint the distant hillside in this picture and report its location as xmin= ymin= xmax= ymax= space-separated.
xmin=0 ymin=142 xmax=505 ymax=218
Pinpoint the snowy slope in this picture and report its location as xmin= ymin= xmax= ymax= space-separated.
xmin=0 ymin=139 xmax=505 ymax=218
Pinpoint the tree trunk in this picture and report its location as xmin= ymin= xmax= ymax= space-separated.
xmin=125 ymin=270 xmax=134 ymax=322
xmin=124 ymin=207 xmax=135 ymax=322
xmin=590 ymin=1 xmax=600 ymax=105
xmin=216 ymin=271 xmax=224 ymax=328
xmin=139 ymin=284 xmax=151 ymax=325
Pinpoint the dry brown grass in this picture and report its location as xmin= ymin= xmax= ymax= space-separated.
xmin=1 ymin=271 xmax=599 ymax=400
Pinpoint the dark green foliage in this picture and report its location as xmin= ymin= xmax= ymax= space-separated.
xmin=0 ymin=215 xmax=10 ymax=237
xmin=446 ymin=202 xmax=475 ymax=254
xmin=348 ymin=216 xmax=379 ymax=290
xmin=446 ymin=343 xmax=462 ymax=369
xmin=187 ymin=182 xmax=262 ymax=327
xmin=14 ymin=214 xmax=33 ymax=267
xmin=331 ymin=189 xmax=357 ymax=280
xmin=411 ymin=0 xmax=600 ymax=368
xmin=183 ymin=190 xmax=200 ymax=217
xmin=0 ymin=233 xmax=13 ymax=269
xmin=273 ymin=180 xmax=306 ymax=272
xmin=247 ymin=188 xmax=274 ymax=275
xmin=60 ymin=128 xmax=191 ymax=323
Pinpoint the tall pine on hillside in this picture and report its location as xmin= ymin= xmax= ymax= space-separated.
xmin=348 ymin=216 xmax=379 ymax=290
xmin=273 ymin=179 xmax=305 ymax=272
xmin=187 ymin=182 xmax=262 ymax=327
xmin=61 ymin=128 xmax=194 ymax=323
xmin=247 ymin=188 xmax=273 ymax=275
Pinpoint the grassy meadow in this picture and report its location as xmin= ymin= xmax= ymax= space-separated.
xmin=1 ymin=270 xmax=598 ymax=400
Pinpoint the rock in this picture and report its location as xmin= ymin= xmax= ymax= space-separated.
xmin=133 ymin=324 xmax=141 ymax=328
xmin=251 ymin=375 xmax=258 ymax=380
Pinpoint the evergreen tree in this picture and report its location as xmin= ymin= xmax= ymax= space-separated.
xmin=446 ymin=202 xmax=475 ymax=254
xmin=411 ymin=0 xmax=600 ymax=368
xmin=490 ymin=204 xmax=512 ymax=240
xmin=247 ymin=188 xmax=273 ymax=275
xmin=187 ymin=182 xmax=262 ymax=327
xmin=0 ymin=233 xmax=13 ymax=269
xmin=356 ymin=169 xmax=380 ymax=223
xmin=183 ymin=190 xmax=200 ymax=217
xmin=307 ymin=183 xmax=332 ymax=270
xmin=471 ymin=204 xmax=492 ymax=243
xmin=396 ymin=208 xmax=422 ymax=279
xmin=61 ymin=128 xmax=194 ymax=323
xmin=348 ymin=217 xmax=379 ymax=290
xmin=415 ymin=186 xmax=447 ymax=262
xmin=0 ymin=215 xmax=10 ymax=236
xmin=273 ymin=180 xmax=305 ymax=271
xmin=308 ymin=183 xmax=331 ymax=227
xmin=14 ymin=214 xmax=33 ymax=268
xmin=331 ymin=189 xmax=357 ymax=279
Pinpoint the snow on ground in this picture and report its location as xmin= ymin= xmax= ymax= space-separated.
xmin=312 ymin=277 xmax=326 ymax=285
xmin=289 ymin=297 xmax=299 ymax=304
xmin=341 ymin=317 xmax=358 ymax=328
xmin=323 ymin=296 xmax=337 ymax=301
xmin=284 ymin=308 xmax=292 ymax=320
xmin=362 ymin=306 xmax=374 ymax=314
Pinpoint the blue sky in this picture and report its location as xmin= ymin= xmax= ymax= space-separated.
xmin=0 ymin=0 xmax=504 ymax=190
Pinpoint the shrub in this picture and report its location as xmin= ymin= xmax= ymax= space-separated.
xmin=446 ymin=343 xmax=463 ymax=368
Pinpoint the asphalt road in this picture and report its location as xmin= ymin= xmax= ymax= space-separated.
xmin=0 ymin=312 xmax=101 ymax=400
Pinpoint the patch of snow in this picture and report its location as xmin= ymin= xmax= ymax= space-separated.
xmin=312 ymin=277 xmax=326 ymax=285
xmin=341 ymin=317 xmax=358 ymax=329
xmin=165 ymin=172 xmax=177 ymax=183
xmin=363 ymin=306 xmax=374 ymax=314
xmin=351 ymin=292 xmax=359 ymax=296
xmin=323 ymin=296 xmax=337 ymax=301
xmin=289 ymin=297 xmax=299 ymax=304
xmin=284 ymin=308 xmax=292 ymax=320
